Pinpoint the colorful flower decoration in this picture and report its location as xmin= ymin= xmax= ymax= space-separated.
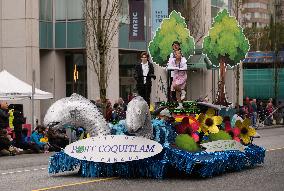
xmin=174 ymin=116 xmax=200 ymax=142
xmin=224 ymin=121 xmax=240 ymax=142
xmin=198 ymin=108 xmax=222 ymax=134
xmin=235 ymin=118 xmax=256 ymax=145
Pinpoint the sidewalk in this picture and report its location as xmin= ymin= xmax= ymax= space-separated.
xmin=256 ymin=124 xmax=284 ymax=130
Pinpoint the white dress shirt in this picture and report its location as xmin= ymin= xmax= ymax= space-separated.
xmin=141 ymin=62 xmax=149 ymax=84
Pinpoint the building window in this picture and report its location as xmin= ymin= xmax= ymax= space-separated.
xmin=65 ymin=53 xmax=87 ymax=97
xmin=39 ymin=22 xmax=53 ymax=48
xmin=40 ymin=0 xmax=52 ymax=21
xmin=67 ymin=21 xmax=85 ymax=48
xmin=55 ymin=22 xmax=66 ymax=48
xmin=67 ymin=0 xmax=84 ymax=20
xmin=55 ymin=0 xmax=85 ymax=48
xmin=39 ymin=0 xmax=53 ymax=49
xmin=119 ymin=50 xmax=143 ymax=101
xmin=55 ymin=0 xmax=66 ymax=20
xmin=244 ymin=2 xmax=267 ymax=9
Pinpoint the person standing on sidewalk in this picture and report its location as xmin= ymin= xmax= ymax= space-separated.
xmin=257 ymin=101 xmax=266 ymax=124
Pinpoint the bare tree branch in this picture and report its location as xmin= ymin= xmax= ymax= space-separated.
xmin=83 ymin=0 xmax=121 ymax=115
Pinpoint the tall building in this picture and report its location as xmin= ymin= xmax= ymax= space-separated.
xmin=241 ymin=0 xmax=270 ymax=28
xmin=279 ymin=0 xmax=284 ymax=22
xmin=271 ymin=0 xmax=284 ymax=23
xmin=0 ymin=0 xmax=41 ymax=123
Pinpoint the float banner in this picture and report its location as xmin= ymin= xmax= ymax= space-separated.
xmin=201 ymin=140 xmax=246 ymax=153
xmin=129 ymin=0 xmax=145 ymax=41
xmin=151 ymin=0 xmax=168 ymax=37
xmin=64 ymin=135 xmax=163 ymax=163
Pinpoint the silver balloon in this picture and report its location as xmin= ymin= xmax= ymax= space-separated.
xmin=125 ymin=96 xmax=153 ymax=139
xmin=43 ymin=93 xmax=109 ymax=137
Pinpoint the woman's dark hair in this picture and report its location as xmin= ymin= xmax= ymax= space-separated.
xmin=172 ymin=41 xmax=180 ymax=46
xmin=140 ymin=52 xmax=149 ymax=59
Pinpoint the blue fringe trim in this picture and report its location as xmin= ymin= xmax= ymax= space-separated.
xmin=152 ymin=119 xmax=177 ymax=146
xmin=48 ymin=144 xmax=265 ymax=178
xmin=164 ymin=144 xmax=265 ymax=177
xmin=48 ymin=151 xmax=81 ymax=174
xmin=73 ymin=151 xmax=168 ymax=179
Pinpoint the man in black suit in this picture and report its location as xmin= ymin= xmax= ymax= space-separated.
xmin=134 ymin=52 xmax=155 ymax=106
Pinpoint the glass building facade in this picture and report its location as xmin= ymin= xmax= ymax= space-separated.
xmin=39 ymin=0 xmax=148 ymax=101
xmin=39 ymin=0 xmax=87 ymax=97
xmin=39 ymin=0 xmax=53 ymax=49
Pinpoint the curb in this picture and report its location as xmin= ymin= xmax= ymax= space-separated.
xmin=257 ymin=125 xmax=284 ymax=130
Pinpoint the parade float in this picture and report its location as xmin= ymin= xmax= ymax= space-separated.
xmin=47 ymin=10 xmax=265 ymax=179
xmin=47 ymin=94 xmax=265 ymax=178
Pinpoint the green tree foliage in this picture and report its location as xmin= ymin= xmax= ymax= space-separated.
xmin=203 ymin=9 xmax=249 ymax=67
xmin=148 ymin=10 xmax=195 ymax=66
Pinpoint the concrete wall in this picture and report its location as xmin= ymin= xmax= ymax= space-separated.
xmin=40 ymin=50 xmax=66 ymax=121
xmin=87 ymin=41 xmax=119 ymax=103
xmin=0 ymin=0 xmax=41 ymax=125
xmin=87 ymin=35 xmax=120 ymax=104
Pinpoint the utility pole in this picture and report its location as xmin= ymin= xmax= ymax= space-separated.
xmin=32 ymin=70 xmax=35 ymax=130
xmin=274 ymin=0 xmax=280 ymax=104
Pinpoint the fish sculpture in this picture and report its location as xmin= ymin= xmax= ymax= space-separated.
xmin=43 ymin=93 xmax=109 ymax=137
xmin=125 ymin=96 xmax=153 ymax=139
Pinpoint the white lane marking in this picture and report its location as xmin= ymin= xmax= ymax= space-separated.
xmin=1 ymin=167 xmax=47 ymax=176
xmin=267 ymin=147 xmax=284 ymax=152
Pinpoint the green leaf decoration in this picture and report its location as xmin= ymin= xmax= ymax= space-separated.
xmin=175 ymin=134 xmax=200 ymax=152
xmin=203 ymin=9 xmax=250 ymax=67
xmin=208 ymin=130 xmax=232 ymax=142
xmin=149 ymin=10 xmax=195 ymax=67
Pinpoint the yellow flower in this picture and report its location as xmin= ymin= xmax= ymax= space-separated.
xmin=199 ymin=109 xmax=222 ymax=134
xmin=235 ymin=118 xmax=256 ymax=144
xmin=206 ymin=108 xmax=215 ymax=117
xmin=149 ymin=104 xmax=154 ymax=113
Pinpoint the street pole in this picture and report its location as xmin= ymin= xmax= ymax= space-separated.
xmin=274 ymin=0 xmax=279 ymax=104
xmin=145 ymin=0 xmax=151 ymax=50
xmin=32 ymin=69 xmax=35 ymax=130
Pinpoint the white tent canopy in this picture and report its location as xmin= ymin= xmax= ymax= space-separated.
xmin=0 ymin=70 xmax=53 ymax=100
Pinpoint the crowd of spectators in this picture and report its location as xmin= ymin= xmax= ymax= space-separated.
xmin=236 ymin=97 xmax=284 ymax=127
xmin=1 ymin=95 xmax=283 ymax=156
xmin=0 ymin=101 xmax=70 ymax=156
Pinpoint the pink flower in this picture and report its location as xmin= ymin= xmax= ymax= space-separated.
xmin=175 ymin=117 xmax=200 ymax=142
xmin=224 ymin=121 xmax=241 ymax=142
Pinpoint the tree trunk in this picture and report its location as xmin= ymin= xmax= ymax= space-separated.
xmin=215 ymin=57 xmax=230 ymax=106
xmin=97 ymin=0 xmax=107 ymax=117
xmin=236 ymin=64 xmax=240 ymax=106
